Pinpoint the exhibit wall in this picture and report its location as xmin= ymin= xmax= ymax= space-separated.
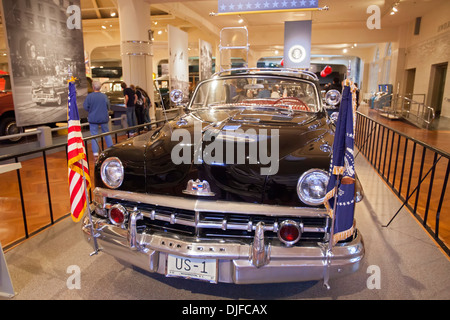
xmin=0 ymin=0 xmax=88 ymax=127
xmin=401 ymin=1 xmax=450 ymax=117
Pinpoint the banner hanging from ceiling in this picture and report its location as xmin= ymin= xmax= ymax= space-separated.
xmin=0 ymin=0 xmax=88 ymax=127
xmin=283 ymin=20 xmax=312 ymax=69
xmin=199 ymin=40 xmax=213 ymax=82
xmin=168 ymin=25 xmax=189 ymax=102
xmin=218 ymin=0 xmax=318 ymax=14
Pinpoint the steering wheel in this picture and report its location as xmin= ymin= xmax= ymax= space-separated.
xmin=273 ymin=97 xmax=310 ymax=111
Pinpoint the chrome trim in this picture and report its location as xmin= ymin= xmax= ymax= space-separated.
xmin=128 ymin=210 xmax=143 ymax=250
xmin=82 ymin=216 xmax=364 ymax=284
xmin=93 ymin=187 xmax=327 ymax=218
xmin=251 ymin=222 xmax=270 ymax=268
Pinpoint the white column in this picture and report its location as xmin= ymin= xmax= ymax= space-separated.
xmin=117 ymin=0 xmax=155 ymax=120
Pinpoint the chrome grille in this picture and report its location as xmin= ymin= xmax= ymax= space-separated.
xmin=106 ymin=198 xmax=329 ymax=244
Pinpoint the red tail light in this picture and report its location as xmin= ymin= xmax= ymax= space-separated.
xmin=278 ymin=220 xmax=302 ymax=246
xmin=109 ymin=205 xmax=126 ymax=225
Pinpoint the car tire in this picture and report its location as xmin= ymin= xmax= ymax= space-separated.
xmin=0 ymin=117 xmax=22 ymax=143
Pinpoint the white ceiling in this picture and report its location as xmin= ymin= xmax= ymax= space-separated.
xmin=80 ymin=0 xmax=442 ymax=29
xmin=80 ymin=0 xmax=446 ymax=60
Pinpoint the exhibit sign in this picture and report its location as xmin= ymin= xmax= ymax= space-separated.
xmin=217 ymin=0 xmax=318 ymax=14
xmin=168 ymin=25 xmax=189 ymax=102
xmin=0 ymin=0 xmax=88 ymax=127
xmin=283 ymin=20 xmax=312 ymax=69
xmin=199 ymin=40 xmax=213 ymax=82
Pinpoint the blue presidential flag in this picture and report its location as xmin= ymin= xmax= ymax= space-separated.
xmin=324 ymin=83 xmax=357 ymax=244
xmin=218 ymin=0 xmax=318 ymax=13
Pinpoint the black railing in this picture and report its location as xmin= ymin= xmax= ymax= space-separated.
xmin=356 ymin=112 xmax=450 ymax=257
xmin=0 ymin=118 xmax=173 ymax=251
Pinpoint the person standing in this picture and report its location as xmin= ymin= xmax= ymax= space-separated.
xmin=136 ymin=86 xmax=151 ymax=124
xmin=83 ymin=80 xmax=114 ymax=159
xmin=121 ymin=82 xmax=137 ymax=135
xmin=135 ymin=86 xmax=145 ymax=125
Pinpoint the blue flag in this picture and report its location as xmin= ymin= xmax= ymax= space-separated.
xmin=324 ymin=84 xmax=356 ymax=244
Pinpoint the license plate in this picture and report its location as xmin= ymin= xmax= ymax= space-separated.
xmin=166 ymin=254 xmax=217 ymax=283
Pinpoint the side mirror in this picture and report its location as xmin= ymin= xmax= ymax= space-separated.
xmin=329 ymin=112 xmax=339 ymax=123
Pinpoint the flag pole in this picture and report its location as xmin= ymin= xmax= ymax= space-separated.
xmin=68 ymin=73 xmax=100 ymax=256
xmin=323 ymin=175 xmax=340 ymax=290
xmin=81 ymin=167 xmax=100 ymax=256
xmin=323 ymin=79 xmax=352 ymax=289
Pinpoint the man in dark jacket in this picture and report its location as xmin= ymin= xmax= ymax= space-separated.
xmin=83 ymin=81 xmax=113 ymax=159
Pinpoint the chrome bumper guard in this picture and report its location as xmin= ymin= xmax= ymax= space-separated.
xmin=83 ymin=188 xmax=364 ymax=284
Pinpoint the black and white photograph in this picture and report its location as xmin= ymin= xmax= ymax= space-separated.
xmin=1 ymin=0 xmax=88 ymax=127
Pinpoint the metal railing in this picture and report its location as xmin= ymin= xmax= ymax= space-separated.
xmin=356 ymin=112 xmax=450 ymax=257
xmin=373 ymin=93 xmax=435 ymax=129
xmin=0 ymin=117 xmax=175 ymax=251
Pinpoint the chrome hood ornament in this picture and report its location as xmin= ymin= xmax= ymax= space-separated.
xmin=182 ymin=179 xmax=215 ymax=197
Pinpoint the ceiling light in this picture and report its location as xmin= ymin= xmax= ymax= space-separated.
xmin=390 ymin=11 xmax=395 ymax=15
xmin=110 ymin=11 xmax=116 ymax=17
xmin=343 ymin=48 xmax=348 ymax=53
xmin=157 ymin=30 xmax=162 ymax=35
xmin=275 ymin=50 xmax=279 ymax=55
xmin=392 ymin=7 xmax=398 ymax=12
xmin=238 ymin=18 xmax=244 ymax=23
xmin=101 ymin=25 xmax=106 ymax=29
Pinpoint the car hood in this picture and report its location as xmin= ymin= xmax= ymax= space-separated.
xmin=97 ymin=108 xmax=333 ymax=206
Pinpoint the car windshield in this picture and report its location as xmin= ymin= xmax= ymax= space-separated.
xmin=190 ymin=76 xmax=320 ymax=112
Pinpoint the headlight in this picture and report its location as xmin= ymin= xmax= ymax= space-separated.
xmin=297 ymin=169 xmax=329 ymax=206
xmin=101 ymin=157 xmax=124 ymax=189
xmin=325 ymin=89 xmax=341 ymax=106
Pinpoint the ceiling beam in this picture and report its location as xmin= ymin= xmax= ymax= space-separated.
xmin=90 ymin=0 xmax=102 ymax=19
xmin=150 ymin=2 xmax=221 ymax=39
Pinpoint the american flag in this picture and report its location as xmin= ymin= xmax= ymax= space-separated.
xmin=324 ymin=82 xmax=357 ymax=244
xmin=67 ymin=79 xmax=91 ymax=222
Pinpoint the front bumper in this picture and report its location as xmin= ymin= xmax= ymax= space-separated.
xmin=82 ymin=214 xmax=364 ymax=284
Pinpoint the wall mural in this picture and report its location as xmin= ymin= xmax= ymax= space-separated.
xmin=1 ymin=0 xmax=88 ymax=127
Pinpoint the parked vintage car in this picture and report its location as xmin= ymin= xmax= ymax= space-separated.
xmin=82 ymin=68 xmax=364 ymax=284
xmin=31 ymin=75 xmax=67 ymax=106
xmin=0 ymin=74 xmax=21 ymax=142
xmin=101 ymin=79 xmax=168 ymax=109
xmin=100 ymin=80 xmax=125 ymax=107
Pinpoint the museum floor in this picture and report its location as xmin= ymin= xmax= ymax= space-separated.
xmin=1 ymin=104 xmax=450 ymax=299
